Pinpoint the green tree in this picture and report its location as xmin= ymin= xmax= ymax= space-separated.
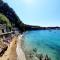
xmin=0 ymin=13 xmax=12 ymax=30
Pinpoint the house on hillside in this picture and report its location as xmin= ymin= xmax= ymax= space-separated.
xmin=0 ymin=24 xmax=6 ymax=34
xmin=0 ymin=24 xmax=20 ymax=44
xmin=0 ymin=24 xmax=13 ymax=44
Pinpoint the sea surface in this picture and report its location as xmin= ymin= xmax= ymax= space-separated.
xmin=22 ymin=30 xmax=60 ymax=60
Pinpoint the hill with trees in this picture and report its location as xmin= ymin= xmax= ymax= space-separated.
xmin=0 ymin=13 xmax=12 ymax=30
xmin=0 ymin=0 xmax=60 ymax=33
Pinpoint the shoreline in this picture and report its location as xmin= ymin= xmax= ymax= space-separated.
xmin=0 ymin=35 xmax=26 ymax=60
xmin=16 ymin=35 xmax=26 ymax=60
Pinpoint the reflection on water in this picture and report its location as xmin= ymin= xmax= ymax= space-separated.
xmin=22 ymin=30 xmax=60 ymax=60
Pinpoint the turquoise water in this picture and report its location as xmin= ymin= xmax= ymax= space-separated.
xmin=22 ymin=30 xmax=60 ymax=60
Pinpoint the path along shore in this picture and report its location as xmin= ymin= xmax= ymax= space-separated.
xmin=0 ymin=35 xmax=26 ymax=60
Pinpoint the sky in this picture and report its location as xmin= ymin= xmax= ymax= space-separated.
xmin=3 ymin=0 xmax=60 ymax=27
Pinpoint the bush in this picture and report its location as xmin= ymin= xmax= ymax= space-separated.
xmin=0 ymin=13 xmax=12 ymax=30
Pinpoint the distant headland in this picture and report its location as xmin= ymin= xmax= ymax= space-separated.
xmin=0 ymin=0 xmax=60 ymax=33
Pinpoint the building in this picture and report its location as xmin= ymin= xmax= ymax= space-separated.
xmin=0 ymin=24 xmax=13 ymax=44
xmin=0 ymin=24 xmax=6 ymax=34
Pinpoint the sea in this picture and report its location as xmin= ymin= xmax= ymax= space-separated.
xmin=22 ymin=30 xmax=60 ymax=60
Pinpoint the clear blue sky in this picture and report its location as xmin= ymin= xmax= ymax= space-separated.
xmin=3 ymin=0 xmax=60 ymax=27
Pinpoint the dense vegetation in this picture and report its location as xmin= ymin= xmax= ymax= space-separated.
xmin=0 ymin=13 xmax=12 ymax=30
xmin=0 ymin=0 xmax=60 ymax=33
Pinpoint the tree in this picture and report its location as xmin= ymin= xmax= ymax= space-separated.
xmin=0 ymin=13 xmax=12 ymax=30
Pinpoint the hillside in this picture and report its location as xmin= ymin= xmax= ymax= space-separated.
xmin=0 ymin=13 xmax=12 ymax=30
xmin=0 ymin=0 xmax=60 ymax=33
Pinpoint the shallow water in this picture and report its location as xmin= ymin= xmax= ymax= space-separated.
xmin=22 ymin=30 xmax=60 ymax=60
